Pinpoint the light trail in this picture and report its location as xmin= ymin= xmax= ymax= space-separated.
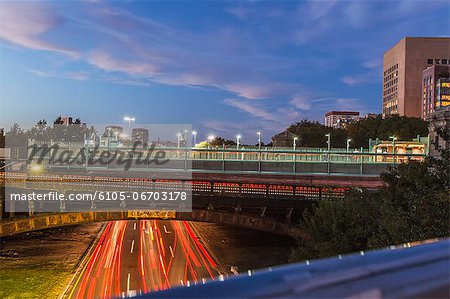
xmin=69 ymin=220 xmax=221 ymax=298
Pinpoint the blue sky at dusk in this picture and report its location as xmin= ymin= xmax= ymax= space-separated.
xmin=0 ymin=0 xmax=449 ymax=142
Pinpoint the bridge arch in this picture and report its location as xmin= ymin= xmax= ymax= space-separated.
xmin=0 ymin=210 xmax=306 ymax=239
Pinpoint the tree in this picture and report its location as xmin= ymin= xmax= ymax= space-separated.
xmin=290 ymin=190 xmax=380 ymax=261
xmin=210 ymin=136 xmax=236 ymax=147
xmin=286 ymin=120 xmax=347 ymax=148
xmin=346 ymin=115 xmax=428 ymax=148
xmin=290 ymin=129 xmax=449 ymax=261
xmin=0 ymin=129 xmax=4 ymax=148
xmin=370 ymin=159 xmax=450 ymax=247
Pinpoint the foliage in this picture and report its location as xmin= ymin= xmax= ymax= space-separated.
xmin=287 ymin=120 xmax=347 ymax=148
xmin=5 ymin=117 xmax=93 ymax=144
xmin=290 ymin=190 xmax=380 ymax=261
xmin=291 ymin=136 xmax=449 ymax=261
xmin=275 ymin=115 xmax=428 ymax=149
xmin=346 ymin=115 xmax=428 ymax=148
xmin=209 ymin=136 xmax=236 ymax=147
xmin=371 ymin=158 xmax=450 ymax=246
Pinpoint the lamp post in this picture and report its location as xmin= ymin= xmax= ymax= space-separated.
xmin=292 ymin=137 xmax=298 ymax=172
xmin=207 ymin=135 xmax=215 ymax=159
xmin=325 ymin=133 xmax=331 ymax=174
xmin=192 ymin=131 xmax=197 ymax=146
xmin=236 ymin=135 xmax=241 ymax=150
xmin=177 ymin=132 xmax=182 ymax=148
xmin=346 ymin=138 xmax=352 ymax=152
xmin=123 ymin=116 xmax=135 ymax=136
xmin=325 ymin=133 xmax=331 ymax=152
xmin=389 ymin=135 xmax=397 ymax=166
xmin=256 ymin=131 xmax=262 ymax=150
xmin=256 ymin=131 xmax=262 ymax=172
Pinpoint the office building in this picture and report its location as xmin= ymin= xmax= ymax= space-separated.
xmin=324 ymin=111 xmax=360 ymax=128
xmin=382 ymin=37 xmax=450 ymax=118
xmin=131 ymin=128 xmax=149 ymax=145
xmin=104 ymin=125 xmax=123 ymax=138
xmin=427 ymin=106 xmax=450 ymax=159
xmin=422 ymin=65 xmax=450 ymax=119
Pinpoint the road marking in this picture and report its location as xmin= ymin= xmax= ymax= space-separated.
xmin=133 ymin=222 xmax=136 ymax=230
xmin=163 ymin=225 xmax=172 ymax=234
xmin=130 ymin=240 xmax=135 ymax=254
xmin=127 ymin=273 xmax=131 ymax=293
xmin=169 ymin=245 xmax=174 ymax=257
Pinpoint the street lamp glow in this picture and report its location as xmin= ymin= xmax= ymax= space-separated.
xmin=30 ymin=164 xmax=44 ymax=173
xmin=123 ymin=116 xmax=135 ymax=137
xmin=257 ymin=132 xmax=262 ymax=150
xmin=236 ymin=134 xmax=241 ymax=149
xmin=192 ymin=131 xmax=197 ymax=145
xmin=207 ymin=135 xmax=215 ymax=141
xmin=123 ymin=116 xmax=135 ymax=122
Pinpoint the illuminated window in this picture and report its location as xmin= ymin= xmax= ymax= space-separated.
xmin=435 ymin=59 xmax=441 ymax=64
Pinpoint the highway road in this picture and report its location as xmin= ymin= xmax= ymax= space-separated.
xmin=69 ymin=220 xmax=222 ymax=299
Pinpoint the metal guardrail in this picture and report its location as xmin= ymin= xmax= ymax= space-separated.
xmin=5 ymin=145 xmax=425 ymax=176
xmin=1 ymin=172 xmax=349 ymax=200
xmin=146 ymin=239 xmax=450 ymax=298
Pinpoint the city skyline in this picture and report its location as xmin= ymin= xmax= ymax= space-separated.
xmin=1 ymin=1 xmax=449 ymax=142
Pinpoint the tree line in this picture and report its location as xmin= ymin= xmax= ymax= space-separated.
xmin=290 ymin=126 xmax=449 ymax=261
xmin=280 ymin=115 xmax=428 ymax=149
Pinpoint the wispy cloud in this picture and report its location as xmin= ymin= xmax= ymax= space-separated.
xmin=0 ymin=2 xmax=77 ymax=57
xmin=224 ymin=98 xmax=278 ymax=122
xmin=1 ymin=0 xmax=447 ymax=131
xmin=28 ymin=69 xmax=89 ymax=81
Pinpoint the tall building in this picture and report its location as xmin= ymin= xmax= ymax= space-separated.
xmin=382 ymin=37 xmax=450 ymax=118
xmin=104 ymin=125 xmax=123 ymax=138
xmin=61 ymin=116 xmax=73 ymax=125
xmin=421 ymin=65 xmax=450 ymax=119
xmin=324 ymin=111 xmax=360 ymax=129
xmin=131 ymin=128 xmax=149 ymax=145
xmin=427 ymin=106 xmax=450 ymax=159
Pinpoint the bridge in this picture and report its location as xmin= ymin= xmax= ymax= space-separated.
xmin=1 ymin=171 xmax=347 ymax=238
xmin=1 ymin=146 xmax=419 ymax=237
xmin=6 ymin=145 xmax=425 ymax=176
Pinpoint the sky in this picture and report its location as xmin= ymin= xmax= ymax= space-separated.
xmin=0 ymin=0 xmax=449 ymax=143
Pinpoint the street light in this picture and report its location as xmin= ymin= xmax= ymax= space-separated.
xmin=346 ymin=138 xmax=352 ymax=152
xmin=325 ymin=133 xmax=331 ymax=151
xmin=389 ymin=135 xmax=397 ymax=165
xmin=257 ymin=132 xmax=261 ymax=150
xmin=207 ymin=135 xmax=215 ymax=142
xmin=293 ymin=137 xmax=298 ymax=151
xmin=236 ymin=135 xmax=241 ymax=149
xmin=123 ymin=116 xmax=135 ymax=136
xmin=192 ymin=131 xmax=197 ymax=145
xmin=177 ymin=132 xmax=182 ymax=148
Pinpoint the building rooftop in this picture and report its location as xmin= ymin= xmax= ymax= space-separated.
xmin=325 ymin=111 xmax=360 ymax=117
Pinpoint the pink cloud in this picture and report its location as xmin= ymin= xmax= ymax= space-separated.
xmin=0 ymin=2 xmax=77 ymax=56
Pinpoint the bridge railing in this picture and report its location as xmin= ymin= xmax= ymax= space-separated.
xmin=1 ymin=172 xmax=349 ymax=200
xmin=4 ymin=145 xmax=425 ymax=176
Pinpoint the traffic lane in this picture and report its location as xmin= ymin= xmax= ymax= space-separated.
xmin=69 ymin=219 xmax=222 ymax=298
